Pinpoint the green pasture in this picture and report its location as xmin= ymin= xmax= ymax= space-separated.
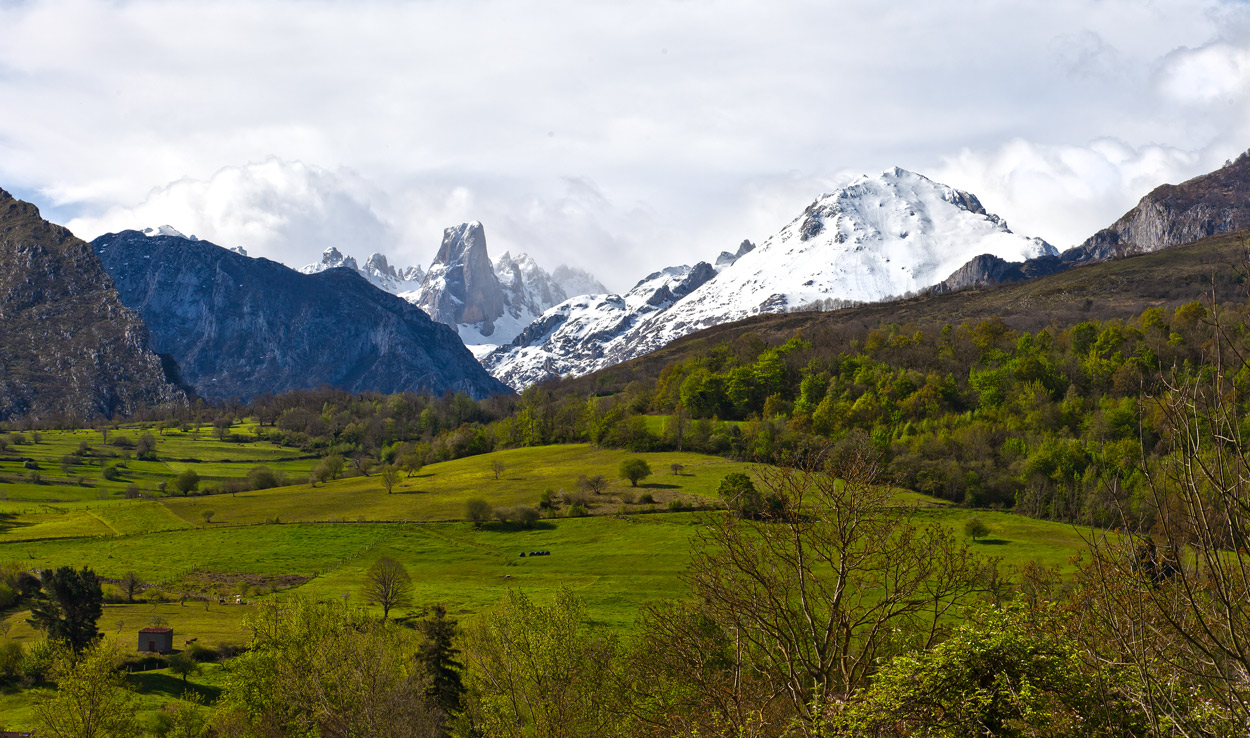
xmin=0 ymin=423 xmax=316 ymax=503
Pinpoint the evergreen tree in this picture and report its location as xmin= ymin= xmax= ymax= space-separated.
xmin=28 ymin=566 xmax=103 ymax=651
xmin=416 ymin=605 xmax=466 ymax=723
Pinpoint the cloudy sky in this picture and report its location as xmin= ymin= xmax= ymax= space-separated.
xmin=2 ymin=0 xmax=1249 ymax=291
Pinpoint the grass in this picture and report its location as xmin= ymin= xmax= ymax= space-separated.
xmin=0 ymin=439 xmax=1113 ymax=729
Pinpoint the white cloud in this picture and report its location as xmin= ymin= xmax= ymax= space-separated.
xmin=933 ymin=139 xmax=1214 ymax=249
xmin=67 ymin=160 xmax=396 ymax=266
xmin=1 ymin=0 xmax=1248 ymax=289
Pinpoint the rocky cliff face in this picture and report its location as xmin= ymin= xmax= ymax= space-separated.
xmin=1073 ymin=150 xmax=1250 ymax=261
xmin=413 ymin=222 xmax=508 ymax=329
xmin=92 ymin=230 xmax=510 ymax=402
xmin=935 ymin=150 xmax=1250 ymax=294
xmin=0 ymin=190 xmax=186 ymax=422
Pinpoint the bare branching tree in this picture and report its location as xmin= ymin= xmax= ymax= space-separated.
xmin=1082 ymin=301 xmax=1250 ymax=735
xmin=684 ymin=439 xmax=991 ymax=735
xmin=363 ymin=557 xmax=412 ymax=623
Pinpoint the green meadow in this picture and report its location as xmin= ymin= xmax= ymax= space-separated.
xmin=0 ymin=429 xmax=1102 ymax=731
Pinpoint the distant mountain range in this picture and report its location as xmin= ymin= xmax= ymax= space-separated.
xmin=92 ymin=230 xmax=510 ymax=402
xmin=299 ymin=223 xmax=606 ymax=357
xmin=0 ymin=189 xmax=186 ymax=422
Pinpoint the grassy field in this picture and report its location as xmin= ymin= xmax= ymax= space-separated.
xmin=0 ymin=438 xmax=1105 ymax=731
xmin=0 ymin=422 xmax=316 ymax=503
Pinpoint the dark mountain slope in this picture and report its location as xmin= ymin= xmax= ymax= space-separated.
xmin=92 ymin=231 xmax=511 ymax=402
xmin=1075 ymin=149 xmax=1250 ymax=261
xmin=0 ymin=189 xmax=186 ymax=422
xmin=935 ymin=149 xmax=1250 ymax=292
xmin=555 ymin=227 xmax=1249 ymax=396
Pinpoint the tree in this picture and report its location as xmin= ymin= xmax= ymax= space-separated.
xmin=29 ymin=567 xmax=104 ymax=651
xmin=964 ymin=516 xmax=990 ymax=541
xmin=490 ymin=459 xmax=505 ymax=480
xmin=121 ymin=571 xmax=141 ymax=603
xmin=363 ymin=557 xmax=412 ymax=623
xmin=1079 ymin=302 xmax=1250 ymax=733
xmin=212 ymin=417 xmax=233 ymax=441
xmin=171 ymin=469 xmax=199 ymax=496
xmin=166 ymin=650 xmax=201 ymax=684
xmin=669 ymin=463 xmax=684 ymax=476
xmin=618 ymin=458 xmax=652 ymax=487
xmin=465 ymin=498 xmax=493 ymax=528
xmin=380 ymin=464 xmax=400 ymax=494
xmin=716 ymin=471 xmax=778 ymax=520
xmin=415 ymin=605 xmax=466 ymax=722
xmin=578 ymin=474 xmax=609 ymax=494
xmin=685 ymin=443 xmax=989 ymax=734
xmin=221 ymin=598 xmax=440 ymax=738
xmin=201 ymin=510 xmax=215 ymax=525
xmin=460 ymin=589 xmax=619 ymax=738
xmin=35 ymin=642 xmax=139 ymax=738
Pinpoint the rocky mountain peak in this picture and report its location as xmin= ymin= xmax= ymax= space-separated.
xmin=415 ymin=221 xmax=507 ymax=329
xmin=0 ymin=191 xmax=187 ymax=421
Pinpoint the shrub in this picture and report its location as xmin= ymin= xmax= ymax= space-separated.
xmin=19 ymin=639 xmax=57 ymax=685
xmin=567 ymin=504 xmax=588 ymax=518
xmin=618 ymin=490 xmax=636 ymax=504
xmin=639 ymin=493 xmax=655 ymax=504
xmin=515 ymin=506 xmax=542 ymax=528
xmin=124 ymin=485 xmax=142 ymax=499
xmin=668 ymin=499 xmax=686 ymax=511
xmin=187 ymin=642 xmax=216 ymax=662
xmin=22 ymin=460 xmax=39 ymax=470
xmin=247 ymin=466 xmax=279 ymax=490
xmin=539 ymin=489 xmax=557 ymax=509
xmin=101 ymin=465 xmax=120 ymax=481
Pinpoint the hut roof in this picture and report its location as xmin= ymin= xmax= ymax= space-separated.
xmin=139 ymin=627 xmax=173 ymax=634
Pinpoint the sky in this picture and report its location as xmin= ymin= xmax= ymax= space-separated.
xmin=2 ymin=0 xmax=1250 ymax=292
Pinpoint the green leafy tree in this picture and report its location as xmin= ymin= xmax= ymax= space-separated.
xmin=171 ymin=469 xmax=200 ymax=496
xmin=35 ymin=642 xmax=139 ymax=738
xmin=618 ymin=457 xmax=652 ymax=487
xmin=29 ymin=566 xmax=104 ymax=651
xmin=964 ymin=516 xmax=990 ymax=541
xmin=460 ymin=589 xmax=619 ymax=738
xmin=380 ymin=464 xmax=400 ymax=494
xmin=166 ymin=650 xmax=201 ymax=685
xmin=716 ymin=471 xmax=779 ymax=520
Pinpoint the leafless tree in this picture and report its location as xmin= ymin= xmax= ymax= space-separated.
xmin=363 ymin=557 xmax=412 ymax=623
xmin=1081 ymin=301 xmax=1250 ymax=735
xmin=684 ymin=440 xmax=991 ymax=735
xmin=490 ymin=459 xmax=505 ymax=480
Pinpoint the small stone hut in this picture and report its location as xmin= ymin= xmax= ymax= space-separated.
xmin=139 ymin=627 xmax=174 ymax=654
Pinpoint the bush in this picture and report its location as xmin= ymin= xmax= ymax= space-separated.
xmin=639 ymin=493 xmax=655 ymax=504
xmin=567 ymin=504 xmax=588 ymax=518
xmin=247 ymin=466 xmax=279 ymax=490
xmin=101 ymin=465 xmax=120 ymax=481
xmin=964 ymin=516 xmax=991 ymax=541
xmin=19 ymin=639 xmax=57 ymax=685
xmin=618 ymin=490 xmax=636 ymax=504
xmin=514 ymin=506 xmax=542 ymax=528
xmin=668 ymin=499 xmax=686 ymax=511
xmin=0 ymin=582 xmax=16 ymax=609
xmin=22 ymin=460 xmax=39 ymax=470
xmin=187 ymin=642 xmax=217 ymax=663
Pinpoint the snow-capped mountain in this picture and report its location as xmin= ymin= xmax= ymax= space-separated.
xmin=485 ymin=167 xmax=1056 ymax=389
xmin=300 ymin=247 xmax=425 ymax=293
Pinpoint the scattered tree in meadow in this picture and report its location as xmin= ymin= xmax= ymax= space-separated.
xmin=167 ymin=650 xmax=201 ymax=684
xmin=380 ymin=464 xmax=400 ymax=494
xmin=201 ymin=510 xmax=215 ymax=525
xmin=964 ymin=516 xmax=990 ymax=541
xmin=578 ymin=474 xmax=609 ymax=494
xmin=363 ymin=557 xmax=412 ymax=623
xmin=618 ymin=458 xmax=652 ymax=487
xmin=669 ymin=462 xmax=684 ymax=476
xmin=465 ymin=498 xmax=493 ymax=529
xmin=171 ymin=469 xmax=199 ymax=496
xmin=490 ymin=459 xmax=505 ymax=480
xmin=122 ymin=571 xmax=141 ymax=602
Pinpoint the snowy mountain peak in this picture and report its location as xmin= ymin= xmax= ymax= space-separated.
xmin=485 ymin=168 xmax=1059 ymax=390
xmin=229 ymin=246 xmax=248 ymax=256
xmin=141 ymin=225 xmax=196 ymax=241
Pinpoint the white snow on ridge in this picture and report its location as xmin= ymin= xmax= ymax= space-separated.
xmin=486 ymin=167 xmax=1057 ymax=390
